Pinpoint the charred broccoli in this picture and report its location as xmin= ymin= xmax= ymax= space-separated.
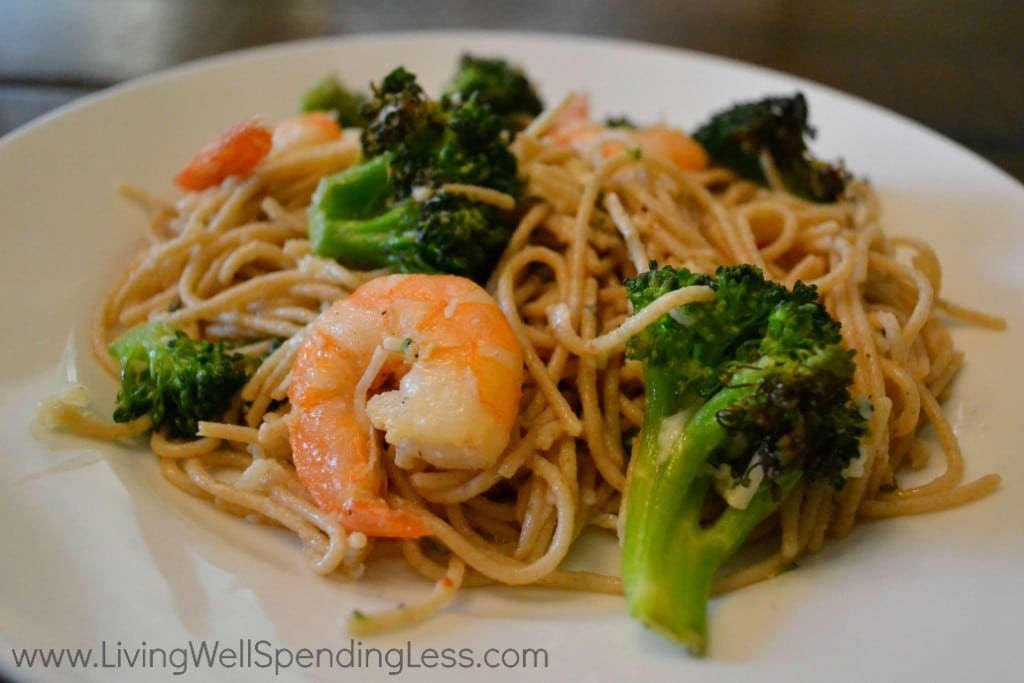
xmin=621 ymin=264 xmax=867 ymax=654
xmin=692 ymin=93 xmax=850 ymax=202
xmin=442 ymin=53 xmax=543 ymax=131
xmin=309 ymin=66 xmax=520 ymax=282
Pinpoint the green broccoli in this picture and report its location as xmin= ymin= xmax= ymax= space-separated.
xmin=109 ymin=321 xmax=257 ymax=439
xmin=603 ymin=115 xmax=638 ymax=129
xmin=442 ymin=53 xmax=543 ymax=131
xmin=620 ymin=264 xmax=867 ymax=655
xmin=309 ymin=66 xmax=520 ymax=283
xmin=300 ymin=73 xmax=368 ymax=128
xmin=692 ymin=93 xmax=850 ymax=202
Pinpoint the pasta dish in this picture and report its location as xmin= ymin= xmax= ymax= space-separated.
xmin=40 ymin=55 xmax=1004 ymax=654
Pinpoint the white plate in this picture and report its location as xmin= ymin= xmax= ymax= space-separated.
xmin=1 ymin=31 xmax=1021 ymax=683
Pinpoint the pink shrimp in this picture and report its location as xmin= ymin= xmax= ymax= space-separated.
xmin=270 ymin=111 xmax=342 ymax=154
xmin=545 ymin=94 xmax=709 ymax=172
xmin=287 ymin=274 xmax=525 ymax=538
xmin=173 ymin=117 xmax=273 ymax=191
xmin=173 ymin=113 xmax=342 ymax=192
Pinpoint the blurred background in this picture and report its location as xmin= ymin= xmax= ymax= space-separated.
xmin=1 ymin=0 xmax=1021 ymax=182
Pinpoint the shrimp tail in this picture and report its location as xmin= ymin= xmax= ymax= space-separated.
xmin=343 ymin=498 xmax=431 ymax=538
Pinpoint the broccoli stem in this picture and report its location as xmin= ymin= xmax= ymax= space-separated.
xmin=622 ymin=375 xmax=736 ymax=653
xmin=628 ymin=502 xmax=717 ymax=655
xmin=311 ymin=153 xmax=392 ymax=220
xmin=310 ymin=204 xmax=417 ymax=270
xmin=309 ymin=153 xmax=415 ymax=268
xmin=622 ymin=370 xmax=799 ymax=655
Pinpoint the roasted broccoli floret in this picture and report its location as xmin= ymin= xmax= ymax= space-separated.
xmin=300 ymin=73 xmax=368 ymax=127
xmin=358 ymin=66 xmax=519 ymax=195
xmin=109 ymin=321 xmax=256 ymax=439
xmin=692 ymin=93 xmax=850 ymax=202
xmin=621 ymin=264 xmax=867 ymax=655
xmin=309 ymin=66 xmax=520 ymax=282
xmin=442 ymin=53 xmax=543 ymax=131
xmin=310 ymin=154 xmax=508 ymax=279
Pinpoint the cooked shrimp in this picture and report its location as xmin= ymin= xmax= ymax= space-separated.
xmin=287 ymin=273 xmax=525 ymax=538
xmin=173 ymin=116 xmax=273 ymax=191
xmin=545 ymin=94 xmax=709 ymax=172
xmin=271 ymin=112 xmax=342 ymax=155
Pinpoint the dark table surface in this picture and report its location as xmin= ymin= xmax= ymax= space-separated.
xmin=1 ymin=0 xmax=1022 ymax=186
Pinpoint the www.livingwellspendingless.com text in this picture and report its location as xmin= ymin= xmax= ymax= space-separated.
xmin=8 ymin=637 xmax=550 ymax=677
